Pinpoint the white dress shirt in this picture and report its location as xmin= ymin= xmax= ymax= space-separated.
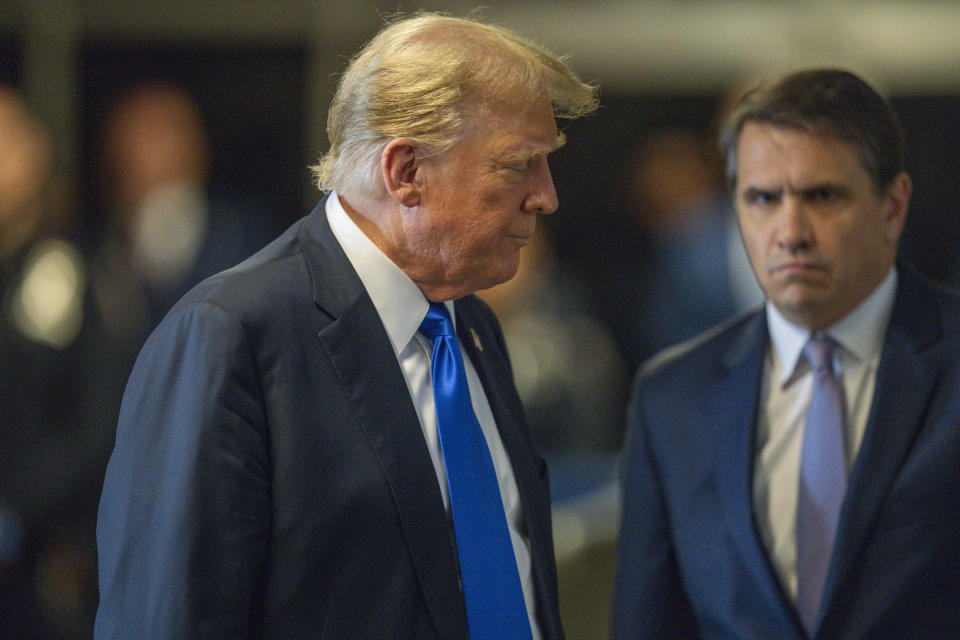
xmin=326 ymin=193 xmax=541 ymax=639
xmin=753 ymin=268 xmax=897 ymax=601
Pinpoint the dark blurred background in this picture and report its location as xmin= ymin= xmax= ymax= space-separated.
xmin=2 ymin=1 xmax=959 ymax=638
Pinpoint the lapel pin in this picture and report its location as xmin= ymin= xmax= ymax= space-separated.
xmin=470 ymin=328 xmax=483 ymax=352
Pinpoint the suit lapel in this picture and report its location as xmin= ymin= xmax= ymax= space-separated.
xmin=715 ymin=313 xmax=804 ymax=630
xmin=302 ymin=200 xmax=468 ymax=640
xmin=455 ymin=297 xmax=562 ymax=640
xmin=454 ymin=298 xmax=533 ymax=473
xmin=820 ymin=269 xmax=943 ymax=621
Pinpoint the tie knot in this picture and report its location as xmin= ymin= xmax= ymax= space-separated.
xmin=803 ymin=334 xmax=836 ymax=374
xmin=419 ymin=302 xmax=455 ymax=341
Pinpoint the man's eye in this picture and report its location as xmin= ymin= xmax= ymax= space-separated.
xmin=745 ymin=190 xmax=778 ymax=206
xmin=809 ymin=187 xmax=839 ymax=202
xmin=502 ymin=155 xmax=541 ymax=173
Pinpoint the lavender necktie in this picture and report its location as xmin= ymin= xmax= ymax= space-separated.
xmin=796 ymin=334 xmax=848 ymax=636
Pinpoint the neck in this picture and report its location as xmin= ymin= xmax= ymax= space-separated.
xmin=338 ymin=192 xmax=468 ymax=302
xmin=338 ymin=192 xmax=395 ymax=253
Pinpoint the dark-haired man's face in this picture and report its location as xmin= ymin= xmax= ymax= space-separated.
xmin=734 ymin=122 xmax=909 ymax=330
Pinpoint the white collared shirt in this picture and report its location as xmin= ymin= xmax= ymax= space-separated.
xmin=325 ymin=193 xmax=541 ymax=639
xmin=753 ymin=268 xmax=898 ymax=601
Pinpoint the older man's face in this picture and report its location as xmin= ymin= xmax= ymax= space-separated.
xmin=403 ymin=97 xmax=562 ymax=299
xmin=734 ymin=121 xmax=908 ymax=330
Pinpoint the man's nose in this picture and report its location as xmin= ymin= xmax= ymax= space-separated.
xmin=524 ymin=159 xmax=558 ymax=215
xmin=776 ymin=198 xmax=814 ymax=251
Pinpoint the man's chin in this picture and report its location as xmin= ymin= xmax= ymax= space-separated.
xmin=499 ymin=262 xmax=523 ymax=286
xmin=772 ymin=293 xmax=837 ymax=330
xmin=472 ymin=266 xmax=520 ymax=295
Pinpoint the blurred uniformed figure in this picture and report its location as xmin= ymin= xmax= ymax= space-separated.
xmin=0 ymin=85 xmax=112 ymax=639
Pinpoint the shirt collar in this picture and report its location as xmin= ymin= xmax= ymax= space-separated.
xmin=325 ymin=193 xmax=454 ymax=356
xmin=767 ymin=267 xmax=898 ymax=386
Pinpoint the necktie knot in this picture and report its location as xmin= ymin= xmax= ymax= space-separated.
xmin=803 ymin=334 xmax=836 ymax=377
xmin=419 ymin=302 xmax=455 ymax=341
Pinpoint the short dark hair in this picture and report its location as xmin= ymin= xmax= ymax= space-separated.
xmin=719 ymin=69 xmax=904 ymax=193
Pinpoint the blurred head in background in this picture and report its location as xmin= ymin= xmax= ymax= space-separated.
xmin=0 ymin=86 xmax=56 ymax=258
xmin=99 ymin=81 xmax=210 ymax=224
xmin=96 ymin=81 xmax=213 ymax=291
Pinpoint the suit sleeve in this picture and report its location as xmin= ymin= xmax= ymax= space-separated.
xmin=612 ymin=372 xmax=698 ymax=640
xmin=95 ymin=301 xmax=271 ymax=639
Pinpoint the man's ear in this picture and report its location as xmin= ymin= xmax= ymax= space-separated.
xmin=381 ymin=138 xmax=422 ymax=207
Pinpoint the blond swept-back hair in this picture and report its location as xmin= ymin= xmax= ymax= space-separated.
xmin=311 ymin=12 xmax=598 ymax=197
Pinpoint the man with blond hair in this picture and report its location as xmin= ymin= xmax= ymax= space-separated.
xmin=95 ymin=13 xmax=597 ymax=640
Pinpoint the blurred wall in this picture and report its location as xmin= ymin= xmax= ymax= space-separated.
xmin=4 ymin=0 xmax=959 ymax=279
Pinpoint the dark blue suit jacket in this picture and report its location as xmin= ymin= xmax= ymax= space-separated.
xmin=614 ymin=267 xmax=960 ymax=639
xmin=95 ymin=198 xmax=563 ymax=639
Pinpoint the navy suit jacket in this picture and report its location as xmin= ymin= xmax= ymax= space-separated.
xmin=614 ymin=267 xmax=960 ymax=639
xmin=95 ymin=198 xmax=563 ymax=639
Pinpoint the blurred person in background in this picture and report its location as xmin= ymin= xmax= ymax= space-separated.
xmin=478 ymin=226 xmax=627 ymax=454
xmin=615 ymin=68 xmax=960 ymax=639
xmin=602 ymin=119 xmax=762 ymax=372
xmin=95 ymin=13 xmax=597 ymax=639
xmin=478 ymin=227 xmax=627 ymax=640
xmin=0 ymin=85 xmax=112 ymax=639
xmin=90 ymin=80 xmax=280 ymax=362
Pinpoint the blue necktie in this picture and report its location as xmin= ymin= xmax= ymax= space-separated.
xmin=419 ymin=302 xmax=533 ymax=640
xmin=796 ymin=334 xmax=848 ymax=636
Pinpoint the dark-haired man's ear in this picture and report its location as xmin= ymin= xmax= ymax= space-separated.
xmin=381 ymin=138 xmax=422 ymax=207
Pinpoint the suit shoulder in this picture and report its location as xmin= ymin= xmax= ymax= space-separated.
xmin=171 ymin=218 xmax=312 ymax=319
xmin=924 ymin=278 xmax=960 ymax=351
xmin=637 ymin=310 xmax=762 ymax=383
xmin=925 ymin=275 xmax=960 ymax=316
xmin=896 ymin=265 xmax=960 ymax=347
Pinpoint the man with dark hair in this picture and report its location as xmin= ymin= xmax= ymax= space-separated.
xmin=614 ymin=68 xmax=960 ymax=639
xmin=95 ymin=13 xmax=597 ymax=639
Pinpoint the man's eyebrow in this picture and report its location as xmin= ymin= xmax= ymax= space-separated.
xmin=795 ymin=182 xmax=850 ymax=194
xmin=550 ymin=131 xmax=567 ymax=153
xmin=508 ymin=132 xmax=568 ymax=162
xmin=495 ymin=132 xmax=568 ymax=168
